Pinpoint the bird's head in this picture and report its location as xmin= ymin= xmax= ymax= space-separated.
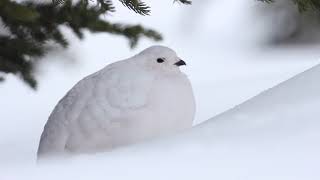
xmin=134 ymin=45 xmax=186 ymax=73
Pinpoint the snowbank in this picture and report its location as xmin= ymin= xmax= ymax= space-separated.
xmin=2 ymin=64 xmax=320 ymax=180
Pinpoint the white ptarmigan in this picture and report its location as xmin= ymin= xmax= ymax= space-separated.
xmin=37 ymin=45 xmax=196 ymax=159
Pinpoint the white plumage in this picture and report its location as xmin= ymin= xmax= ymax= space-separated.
xmin=37 ymin=45 xmax=195 ymax=159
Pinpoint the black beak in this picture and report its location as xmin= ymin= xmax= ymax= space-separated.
xmin=174 ymin=59 xmax=186 ymax=66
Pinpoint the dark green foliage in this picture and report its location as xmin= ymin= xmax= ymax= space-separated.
xmin=0 ymin=36 xmax=43 ymax=88
xmin=259 ymin=0 xmax=320 ymax=12
xmin=0 ymin=0 xmax=191 ymax=89
xmin=119 ymin=0 xmax=150 ymax=15
xmin=293 ymin=0 xmax=320 ymax=12
xmin=174 ymin=0 xmax=192 ymax=5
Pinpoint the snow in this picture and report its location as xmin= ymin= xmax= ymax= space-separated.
xmin=2 ymin=58 xmax=320 ymax=180
xmin=1 ymin=0 xmax=320 ymax=179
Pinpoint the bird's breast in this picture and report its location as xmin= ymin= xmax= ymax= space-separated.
xmin=145 ymin=74 xmax=196 ymax=134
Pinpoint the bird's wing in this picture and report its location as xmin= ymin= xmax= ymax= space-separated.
xmin=38 ymin=63 xmax=155 ymax=158
xmin=102 ymin=63 xmax=155 ymax=110
xmin=37 ymin=73 xmax=99 ymax=159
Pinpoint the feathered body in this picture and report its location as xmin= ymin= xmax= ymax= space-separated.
xmin=38 ymin=46 xmax=195 ymax=159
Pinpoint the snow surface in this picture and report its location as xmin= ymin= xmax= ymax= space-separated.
xmin=2 ymin=60 xmax=320 ymax=180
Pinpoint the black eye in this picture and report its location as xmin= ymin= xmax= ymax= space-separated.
xmin=157 ymin=58 xmax=165 ymax=63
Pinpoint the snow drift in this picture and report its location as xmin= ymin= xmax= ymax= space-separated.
xmin=2 ymin=64 xmax=320 ymax=179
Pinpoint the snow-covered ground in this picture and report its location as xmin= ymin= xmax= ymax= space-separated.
xmin=0 ymin=0 xmax=320 ymax=179
xmin=2 ymin=51 xmax=320 ymax=180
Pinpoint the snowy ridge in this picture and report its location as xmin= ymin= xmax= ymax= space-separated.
xmin=2 ymin=64 xmax=320 ymax=180
xmin=194 ymin=62 xmax=320 ymax=138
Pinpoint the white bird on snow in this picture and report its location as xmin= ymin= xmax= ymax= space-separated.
xmin=37 ymin=45 xmax=196 ymax=160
